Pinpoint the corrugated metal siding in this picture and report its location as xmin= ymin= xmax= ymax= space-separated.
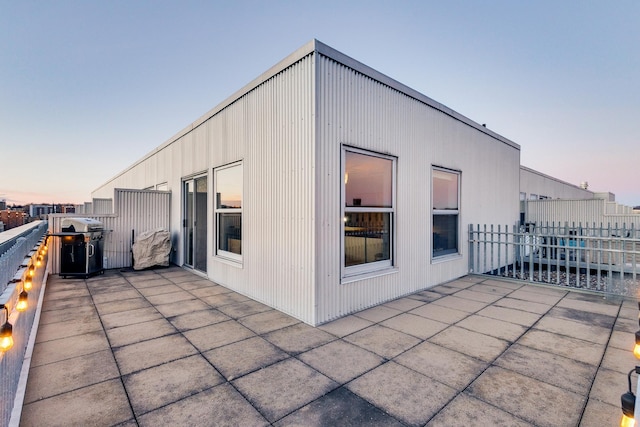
xmin=92 ymin=198 xmax=113 ymax=214
xmin=217 ymin=54 xmax=316 ymax=324
xmin=48 ymin=189 xmax=170 ymax=274
xmin=314 ymin=54 xmax=520 ymax=323
xmin=520 ymin=166 xmax=593 ymax=200
xmin=527 ymin=199 xmax=640 ymax=228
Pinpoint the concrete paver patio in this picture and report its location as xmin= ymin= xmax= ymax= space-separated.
xmin=18 ymin=266 xmax=637 ymax=426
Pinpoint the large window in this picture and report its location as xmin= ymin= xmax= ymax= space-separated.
xmin=432 ymin=167 xmax=460 ymax=258
xmin=215 ymin=162 xmax=242 ymax=262
xmin=343 ymin=147 xmax=395 ymax=276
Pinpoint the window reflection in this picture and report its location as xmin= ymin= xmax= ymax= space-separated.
xmin=344 ymin=212 xmax=391 ymax=266
xmin=345 ymin=151 xmax=393 ymax=208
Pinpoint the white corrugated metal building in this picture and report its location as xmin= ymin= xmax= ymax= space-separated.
xmin=92 ymin=40 xmax=520 ymax=325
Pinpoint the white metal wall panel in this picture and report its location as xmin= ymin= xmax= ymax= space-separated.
xmin=527 ymin=199 xmax=640 ymax=228
xmin=92 ymin=198 xmax=113 ymax=214
xmin=206 ymin=55 xmax=316 ymax=324
xmin=520 ymin=166 xmax=593 ymax=200
xmin=314 ymin=54 xmax=520 ymax=323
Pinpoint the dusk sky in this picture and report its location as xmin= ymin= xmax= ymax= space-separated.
xmin=1 ymin=1 xmax=638 ymax=206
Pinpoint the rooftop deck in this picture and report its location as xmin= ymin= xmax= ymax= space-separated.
xmin=18 ymin=268 xmax=637 ymax=426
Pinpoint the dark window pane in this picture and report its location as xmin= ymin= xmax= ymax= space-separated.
xmin=344 ymin=212 xmax=391 ymax=266
xmin=345 ymin=151 xmax=393 ymax=207
xmin=218 ymin=213 xmax=241 ymax=255
xmin=433 ymin=214 xmax=458 ymax=257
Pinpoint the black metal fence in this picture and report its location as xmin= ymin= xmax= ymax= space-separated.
xmin=469 ymin=222 xmax=640 ymax=297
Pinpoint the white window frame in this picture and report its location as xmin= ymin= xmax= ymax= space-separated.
xmin=341 ymin=146 xmax=396 ymax=278
xmin=431 ymin=166 xmax=461 ymax=260
xmin=214 ymin=161 xmax=243 ymax=263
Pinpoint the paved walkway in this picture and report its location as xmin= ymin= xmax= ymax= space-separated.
xmin=18 ymin=266 xmax=637 ymax=426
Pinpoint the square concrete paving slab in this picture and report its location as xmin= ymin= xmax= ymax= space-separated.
xmin=354 ymin=305 xmax=402 ymax=323
xmin=440 ymin=279 xmax=476 ymax=289
xmin=216 ymin=299 xmax=274 ymax=319
xmin=137 ymin=383 xmax=268 ymax=427
xmin=409 ymin=303 xmax=470 ymax=324
xmin=454 ymin=288 xmax=505 ymax=303
xmin=609 ymin=329 xmax=634 ymax=351
xmin=546 ymin=305 xmax=616 ymax=329
xmin=493 ymin=296 xmax=552 ymax=314
xmin=518 ymin=329 xmax=606 ymax=366
xmin=382 ymin=297 xmax=425 ymax=312
xmin=556 ymin=296 xmax=621 ymax=317
xmin=508 ymin=288 xmax=566 ymax=305
xmin=534 ymin=315 xmax=611 ymax=345
xmin=494 ymin=343 xmax=598 ymax=395
xmin=431 ymin=294 xmax=490 ymax=313
xmin=317 ymin=315 xmax=373 ymax=337
xmin=38 ymin=304 xmax=98 ymax=326
xmin=456 ymin=314 xmax=527 ymax=342
xmin=468 ymin=366 xmax=585 ymax=427
xmin=189 ymin=284 xmax=233 ymax=298
xmin=468 ymin=282 xmax=520 ymax=295
xmin=87 ymin=282 xmax=133 ymax=295
xmin=380 ymin=313 xmax=449 ymax=340
xmin=394 ymin=341 xmax=487 ymax=389
xmin=168 ymin=308 xmax=230 ymax=331
xmin=475 ymin=305 xmax=542 ymax=327
xmin=106 ymin=318 xmax=177 ymax=347
xmin=232 ymin=358 xmax=338 ymax=423
xmin=128 ymin=278 xmax=174 ymax=289
xmin=201 ymin=291 xmax=251 ymax=308
xmin=31 ymin=330 xmax=111 ymax=367
xmin=183 ymin=319 xmax=256 ymax=352
xmin=580 ymin=398 xmax=622 ymax=427
xmin=581 ymin=367 xmax=626 ymax=408
xmin=406 ymin=289 xmax=443 ymax=302
xmin=175 ymin=279 xmax=217 ymax=290
xmin=114 ymin=333 xmax=198 ymax=375
xmin=430 ymin=284 xmax=461 ymax=295
xmin=426 ymin=392 xmax=533 ymax=427
xmin=204 ymin=336 xmax=289 ymax=380
xmin=275 ymin=386 xmax=404 ymax=427
xmin=263 ymin=323 xmax=336 ymax=354
xmin=21 ymin=378 xmax=133 ymax=427
xmin=600 ymin=346 xmax=638 ymax=374
xmin=238 ymin=309 xmax=300 ymax=334
xmin=429 ymin=325 xmax=509 ymax=362
xmin=154 ymin=298 xmax=211 ymax=317
xmin=344 ymin=324 xmax=420 ymax=359
xmin=94 ymin=296 xmax=151 ymax=315
xmin=347 ymin=361 xmax=456 ymax=427
xmin=24 ymin=349 xmax=120 ymax=403
xmin=298 ymin=339 xmax=384 ymax=383
xmin=137 ymin=283 xmax=185 ymax=297
xmin=521 ymin=283 xmax=569 ymax=295
xmin=43 ymin=287 xmax=91 ymax=302
xmin=101 ymin=306 xmax=163 ymax=329
xmin=145 ymin=290 xmax=196 ymax=305
xmin=614 ymin=316 xmax=637 ymax=333
xmin=40 ymin=295 xmax=93 ymax=312
xmin=35 ymin=314 xmax=103 ymax=343
xmin=91 ymin=289 xmax=141 ymax=304
xmin=124 ymin=354 xmax=225 ymax=416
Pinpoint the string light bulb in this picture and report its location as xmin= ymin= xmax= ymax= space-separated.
xmin=16 ymin=291 xmax=28 ymax=312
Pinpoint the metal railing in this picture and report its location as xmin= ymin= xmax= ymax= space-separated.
xmin=469 ymin=222 xmax=640 ymax=297
xmin=0 ymin=222 xmax=47 ymax=294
